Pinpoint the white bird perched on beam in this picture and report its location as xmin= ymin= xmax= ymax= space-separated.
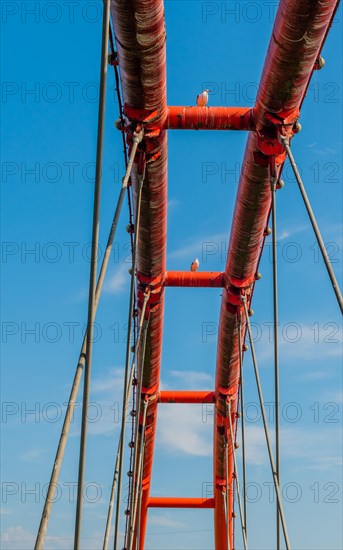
xmin=196 ymin=89 xmax=211 ymax=107
xmin=190 ymin=258 xmax=200 ymax=272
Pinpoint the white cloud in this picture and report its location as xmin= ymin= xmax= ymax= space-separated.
xmin=155 ymin=403 xmax=341 ymax=473
xmin=156 ymin=404 xmax=213 ymax=456
xmin=91 ymin=367 xmax=125 ymax=394
xmin=278 ymin=224 xmax=309 ymax=241
xmin=168 ymin=198 xmax=179 ymax=211
xmin=298 ymin=370 xmax=331 ymax=381
xmin=148 ymin=513 xmax=185 ymax=529
xmin=240 ymin=425 xmax=342 ymax=470
xmin=167 ymin=232 xmax=227 ymax=261
xmin=1 ymin=527 xmax=35 ymax=550
xmin=0 ymin=526 xmax=124 ymax=550
xmin=165 ymin=370 xmax=213 ymax=390
xmin=69 ymin=367 xmax=127 ymax=438
xmin=104 ymin=263 xmax=130 ymax=294
xmin=252 ymin=320 xmax=342 ymax=365
xmin=243 ymin=425 xmax=269 ymax=466
xmin=328 ymin=390 xmax=343 ymax=404
xmin=312 ymin=146 xmax=337 ymax=156
xmin=20 ymin=448 xmax=45 ymax=462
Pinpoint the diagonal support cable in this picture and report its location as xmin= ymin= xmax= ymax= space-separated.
xmin=222 ymin=491 xmax=231 ymax=550
xmin=103 ymin=291 xmax=150 ymax=550
xmin=280 ymin=135 xmax=343 ymax=314
xmin=237 ymin=316 xmax=247 ymax=540
xmin=242 ymin=296 xmax=291 ymax=550
xmin=127 ymin=397 xmax=149 ymax=550
xmin=269 ymin=168 xmax=281 ymax=550
xmin=74 ymin=3 xmax=111 ymax=546
xmin=126 ymin=314 xmax=150 ymax=550
xmin=135 ymin=435 xmax=146 ymax=550
xmin=113 ymin=165 xmax=146 ymax=550
xmin=227 ymin=401 xmax=248 ymax=550
xmin=34 ymin=77 xmax=143 ymax=550
xmin=35 ymin=178 xmax=130 ymax=550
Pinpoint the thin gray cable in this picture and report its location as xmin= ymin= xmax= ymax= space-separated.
xmin=104 ymin=293 xmax=149 ymax=549
xmin=270 ymin=178 xmax=281 ymax=550
xmin=74 ymin=2 xmax=111 ymax=545
xmin=222 ymin=491 xmax=231 ymax=550
xmin=113 ymin=166 xmax=146 ymax=550
xmin=280 ymin=135 xmax=343 ymax=314
xmin=227 ymin=402 xmax=248 ymax=550
xmin=242 ymin=297 xmax=291 ymax=550
xmin=127 ymin=398 xmax=149 ymax=550
xmin=237 ymin=316 xmax=247 ymax=540
xmin=103 ymin=293 xmax=150 ymax=550
xmin=126 ymin=316 xmax=149 ymax=549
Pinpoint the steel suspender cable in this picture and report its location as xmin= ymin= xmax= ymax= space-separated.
xmin=104 ymin=292 xmax=150 ymax=550
xmin=35 ymin=131 xmax=141 ymax=549
xmin=222 ymin=491 xmax=231 ymax=550
xmin=135 ymin=444 xmax=145 ymax=550
xmin=113 ymin=167 xmax=146 ymax=550
xmin=280 ymin=135 xmax=343 ymax=314
xmin=35 ymin=179 xmax=132 ymax=550
xmin=242 ymin=297 xmax=291 ymax=550
xmin=35 ymin=125 xmax=142 ymax=549
xmin=225 ymin=441 xmax=231 ymax=550
xmin=127 ymin=316 xmax=150 ymax=550
xmin=133 ymin=394 xmax=149 ymax=550
xmin=75 ymin=2 xmax=111 ymax=546
xmin=128 ymin=398 xmax=149 ymax=550
xmin=270 ymin=178 xmax=281 ymax=550
xmin=237 ymin=316 xmax=247 ymax=540
xmin=227 ymin=402 xmax=248 ymax=550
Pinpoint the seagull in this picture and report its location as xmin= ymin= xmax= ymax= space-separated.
xmin=190 ymin=258 xmax=200 ymax=272
xmin=196 ymin=89 xmax=211 ymax=107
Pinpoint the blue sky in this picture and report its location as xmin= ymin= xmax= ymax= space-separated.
xmin=1 ymin=1 xmax=342 ymax=549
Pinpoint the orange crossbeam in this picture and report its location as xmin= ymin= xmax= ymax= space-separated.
xmin=148 ymin=497 xmax=215 ymax=509
xmin=159 ymin=390 xmax=215 ymax=404
xmin=165 ymin=271 xmax=225 ymax=287
xmin=164 ymin=106 xmax=254 ymax=131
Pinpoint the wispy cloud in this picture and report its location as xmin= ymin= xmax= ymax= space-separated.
xmin=241 ymin=425 xmax=342 ymax=470
xmin=325 ymin=390 xmax=343 ymax=405
xmin=104 ymin=263 xmax=130 ymax=294
xmin=298 ymin=370 xmax=331 ymax=381
xmin=91 ymin=367 xmax=124 ymax=394
xmin=1 ymin=527 xmax=35 ymax=550
xmin=70 ymin=368 xmax=125 ymax=437
xmin=168 ymin=198 xmax=180 ymax=211
xmin=306 ymin=142 xmax=338 ymax=156
xmin=253 ymin=321 xmax=342 ymax=365
xmin=156 ymin=404 xmax=341 ymax=471
xmin=20 ymin=448 xmax=45 ymax=462
xmin=148 ymin=513 xmax=186 ymax=529
xmin=312 ymin=146 xmax=337 ymax=156
xmin=165 ymin=370 xmax=213 ymax=390
xmin=278 ymin=224 xmax=309 ymax=241
xmin=168 ymin=232 xmax=227 ymax=261
xmin=0 ymin=527 xmax=120 ymax=550
xmin=156 ymin=404 xmax=213 ymax=456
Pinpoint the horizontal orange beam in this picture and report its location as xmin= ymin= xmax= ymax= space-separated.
xmin=165 ymin=271 xmax=225 ymax=287
xmin=164 ymin=106 xmax=255 ymax=130
xmin=148 ymin=497 xmax=215 ymax=509
xmin=159 ymin=390 xmax=215 ymax=404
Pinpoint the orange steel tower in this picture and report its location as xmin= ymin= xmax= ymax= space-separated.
xmin=34 ymin=1 xmax=342 ymax=549
xmin=110 ymin=1 xmax=340 ymax=548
